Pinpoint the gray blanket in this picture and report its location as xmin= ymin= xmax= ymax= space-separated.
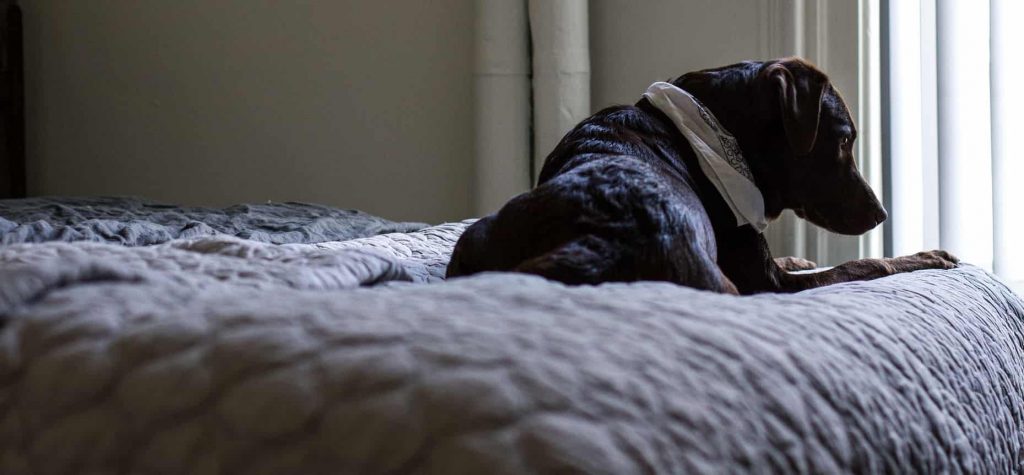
xmin=0 ymin=219 xmax=1022 ymax=473
xmin=0 ymin=196 xmax=426 ymax=245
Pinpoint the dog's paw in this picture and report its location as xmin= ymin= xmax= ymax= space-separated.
xmin=895 ymin=249 xmax=960 ymax=272
xmin=775 ymin=256 xmax=818 ymax=271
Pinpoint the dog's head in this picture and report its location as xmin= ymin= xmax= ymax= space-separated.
xmin=676 ymin=58 xmax=886 ymax=235
xmin=759 ymin=58 xmax=886 ymax=234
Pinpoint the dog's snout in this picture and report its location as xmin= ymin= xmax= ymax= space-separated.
xmin=874 ymin=208 xmax=888 ymax=225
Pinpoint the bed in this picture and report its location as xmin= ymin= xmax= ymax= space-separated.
xmin=0 ymin=197 xmax=1022 ymax=474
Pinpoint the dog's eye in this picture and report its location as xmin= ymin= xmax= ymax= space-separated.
xmin=840 ymin=137 xmax=850 ymax=146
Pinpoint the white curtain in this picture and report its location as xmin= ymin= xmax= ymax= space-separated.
xmin=991 ymin=0 xmax=1024 ymax=282
xmin=472 ymin=0 xmax=590 ymax=216
xmin=888 ymin=0 xmax=1022 ymax=286
xmin=473 ymin=0 xmax=532 ymax=215
xmin=528 ymin=0 xmax=591 ymax=181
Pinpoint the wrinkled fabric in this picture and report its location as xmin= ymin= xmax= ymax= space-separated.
xmin=0 ymin=219 xmax=1022 ymax=473
xmin=0 ymin=196 xmax=426 ymax=245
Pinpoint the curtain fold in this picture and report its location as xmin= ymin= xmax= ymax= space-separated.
xmin=527 ymin=0 xmax=591 ymax=182
xmin=888 ymin=0 xmax=1022 ymax=278
xmin=473 ymin=0 xmax=532 ymax=215
xmin=991 ymin=0 xmax=1024 ymax=282
xmin=935 ymin=0 xmax=993 ymax=270
xmin=472 ymin=0 xmax=590 ymax=215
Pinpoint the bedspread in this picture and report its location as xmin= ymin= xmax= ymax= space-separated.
xmin=0 ymin=197 xmax=425 ymax=246
xmin=0 ymin=220 xmax=1022 ymax=474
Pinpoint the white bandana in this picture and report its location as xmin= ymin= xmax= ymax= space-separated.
xmin=643 ymin=82 xmax=768 ymax=232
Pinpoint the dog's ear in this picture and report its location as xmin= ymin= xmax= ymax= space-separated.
xmin=764 ymin=60 xmax=827 ymax=155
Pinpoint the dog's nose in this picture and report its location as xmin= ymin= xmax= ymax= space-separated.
xmin=874 ymin=208 xmax=888 ymax=225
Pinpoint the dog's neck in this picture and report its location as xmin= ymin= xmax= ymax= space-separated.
xmin=669 ymin=67 xmax=789 ymax=221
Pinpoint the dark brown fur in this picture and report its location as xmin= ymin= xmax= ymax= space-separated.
xmin=447 ymin=58 xmax=957 ymax=294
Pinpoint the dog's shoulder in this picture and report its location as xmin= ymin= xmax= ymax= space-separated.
xmin=537 ymin=104 xmax=678 ymax=184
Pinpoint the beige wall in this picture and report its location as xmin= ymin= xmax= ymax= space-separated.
xmin=22 ymin=1 xmax=474 ymax=223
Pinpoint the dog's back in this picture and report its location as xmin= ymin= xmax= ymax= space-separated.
xmin=446 ymin=104 xmax=737 ymax=293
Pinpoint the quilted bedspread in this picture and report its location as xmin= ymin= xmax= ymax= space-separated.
xmin=1 ymin=219 xmax=1023 ymax=473
xmin=0 ymin=196 xmax=426 ymax=245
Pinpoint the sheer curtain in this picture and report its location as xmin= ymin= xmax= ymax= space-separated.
xmin=886 ymin=0 xmax=1022 ymax=287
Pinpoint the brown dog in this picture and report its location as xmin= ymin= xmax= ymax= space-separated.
xmin=447 ymin=58 xmax=957 ymax=294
